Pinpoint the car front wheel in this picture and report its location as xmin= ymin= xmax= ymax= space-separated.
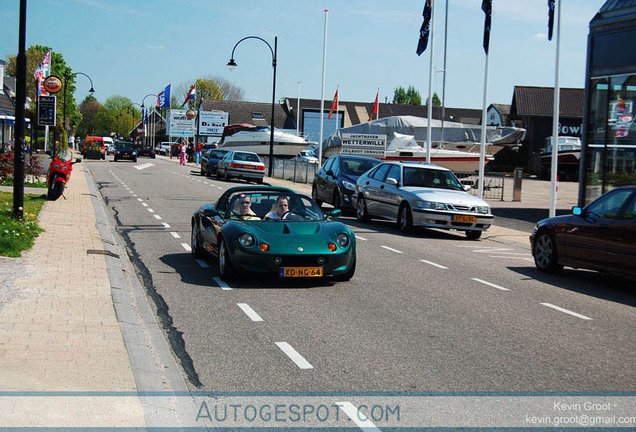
xmin=533 ymin=230 xmax=563 ymax=273
xmin=356 ymin=196 xmax=370 ymax=222
xmin=312 ymin=185 xmax=323 ymax=206
xmin=398 ymin=204 xmax=413 ymax=234
xmin=191 ymin=222 xmax=204 ymax=258
xmin=218 ymin=238 xmax=234 ymax=281
xmin=465 ymin=230 xmax=482 ymax=240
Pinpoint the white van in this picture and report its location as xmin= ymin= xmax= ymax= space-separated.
xmin=102 ymin=137 xmax=114 ymax=155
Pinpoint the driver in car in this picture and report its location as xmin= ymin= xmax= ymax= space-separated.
xmin=265 ymin=196 xmax=289 ymax=220
xmin=236 ymin=195 xmax=260 ymax=220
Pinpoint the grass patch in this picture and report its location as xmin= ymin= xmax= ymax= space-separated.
xmin=1 ymin=177 xmax=47 ymax=188
xmin=0 ymin=191 xmax=46 ymax=257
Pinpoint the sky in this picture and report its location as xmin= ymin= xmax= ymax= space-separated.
xmin=1 ymin=0 xmax=608 ymax=110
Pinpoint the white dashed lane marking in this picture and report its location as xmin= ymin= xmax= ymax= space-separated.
xmin=213 ymin=277 xmax=232 ymax=290
xmin=471 ymin=278 xmax=509 ymax=291
xmin=153 ymin=214 xmax=162 ymax=220
xmin=181 ymin=243 xmax=191 ymax=252
xmin=162 ymin=222 xmax=171 ymax=228
xmin=420 ymin=259 xmax=448 ymax=269
xmin=275 ymin=342 xmax=313 ymax=369
xmin=381 ymin=246 xmax=403 ymax=254
xmin=335 ymin=402 xmax=381 ymax=431
xmin=195 ymin=259 xmax=209 ymax=268
xmin=355 ymin=235 xmax=368 ymax=241
xmin=237 ymin=303 xmax=264 ymax=322
xmin=541 ymin=303 xmax=592 ymax=320
xmin=170 ymin=232 xmax=180 ymax=239
xmin=142 ymin=203 xmax=148 ymax=207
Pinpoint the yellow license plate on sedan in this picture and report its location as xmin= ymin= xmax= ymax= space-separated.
xmin=453 ymin=215 xmax=477 ymax=223
xmin=280 ymin=267 xmax=323 ymax=277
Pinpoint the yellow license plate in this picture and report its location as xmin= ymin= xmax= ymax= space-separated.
xmin=453 ymin=215 xmax=477 ymax=223
xmin=280 ymin=267 xmax=323 ymax=277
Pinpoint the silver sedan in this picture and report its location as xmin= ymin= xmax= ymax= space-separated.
xmin=216 ymin=150 xmax=266 ymax=184
xmin=355 ymin=161 xmax=493 ymax=239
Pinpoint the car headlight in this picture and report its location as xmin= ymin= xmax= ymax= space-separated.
xmin=342 ymin=180 xmax=356 ymax=191
xmin=476 ymin=205 xmax=490 ymax=214
xmin=415 ymin=200 xmax=446 ymax=210
xmin=336 ymin=233 xmax=349 ymax=247
xmin=239 ymin=233 xmax=255 ymax=248
xmin=132 ymin=152 xmax=137 ymax=155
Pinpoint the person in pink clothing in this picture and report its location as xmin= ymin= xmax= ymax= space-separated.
xmin=180 ymin=141 xmax=187 ymax=165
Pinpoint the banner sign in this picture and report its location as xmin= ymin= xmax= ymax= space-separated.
xmin=199 ymin=111 xmax=229 ymax=136
xmin=167 ymin=109 xmax=196 ymax=137
xmin=341 ymin=133 xmax=386 ymax=157
xmin=37 ymin=96 xmax=56 ymax=126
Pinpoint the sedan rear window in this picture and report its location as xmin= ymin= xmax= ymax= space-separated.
xmin=234 ymin=152 xmax=261 ymax=162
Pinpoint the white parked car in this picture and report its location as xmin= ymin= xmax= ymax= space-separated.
xmin=157 ymin=141 xmax=178 ymax=156
xmin=293 ymin=149 xmax=319 ymax=164
xmin=355 ymin=161 xmax=493 ymax=239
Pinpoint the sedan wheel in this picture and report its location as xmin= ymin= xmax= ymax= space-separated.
xmin=218 ymin=238 xmax=234 ymax=281
xmin=465 ymin=230 xmax=482 ymax=240
xmin=398 ymin=204 xmax=413 ymax=234
xmin=224 ymin=169 xmax=231 ymax=181
xmin=356 ymin=196 xmax=370 ymax=222
xmin=533 ymin=231 xmax=563 ymax=273
xmin=191 ymin=222 xmax=204 ymax=258
xmin=312 ymin=185 xmax=323 ymax=206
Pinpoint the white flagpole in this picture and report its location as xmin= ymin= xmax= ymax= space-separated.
xmin=549 ymin=0 xmax=562 ymax=218
xmin=478 ymin=50 xmax=490 ymax=200
xmin=297 ymin=81 xmax=301 ymax=136
xmin=426 ymin=0 xmax=435 ymax=164
xmin=318 ymin=9 xmax=328 ymax=169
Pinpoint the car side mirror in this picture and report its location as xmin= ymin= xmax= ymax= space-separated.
xmin=461 ymin=179 xmax=474 ymax=187
xmin=463 ymin=185 xmax=472 ymax=192
xmin=324 ymin=209 xmax=341 ymax=220
xmin=386 ymin=177 xmax=398 ymax=186
xmin=572 ymin=206 xmax=582 ymax=216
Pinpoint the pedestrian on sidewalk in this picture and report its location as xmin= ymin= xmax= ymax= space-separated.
xmin=180 ymin=141 xmax=187 ymax=165
xmin=195 ymin=141 xmax=203 ymax=165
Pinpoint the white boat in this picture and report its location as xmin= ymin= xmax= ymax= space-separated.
xmin=540 ymin=136 xmax=581 ymax=180
xmin=219 ymin=124 xmax=316 ymax=157
xmin=382 ymin=133 xmax=493 ymax=173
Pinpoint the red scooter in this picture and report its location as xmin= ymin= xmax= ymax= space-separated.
xmin=46 ymin=148 xmax=80 ymax=201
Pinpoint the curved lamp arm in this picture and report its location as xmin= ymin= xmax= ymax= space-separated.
xmin=227 ymin=36 xmax=276 ymax=69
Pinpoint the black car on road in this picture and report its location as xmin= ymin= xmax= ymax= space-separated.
xmin=312 ymin=155 xmax=380 ymax=210
xmin=201 ymin=149 xmax=229 ymax=176
xmin=137 ymin=147 xmax=156 ymax=158
xmin=113 ymin=142 xmax=137 ymax=162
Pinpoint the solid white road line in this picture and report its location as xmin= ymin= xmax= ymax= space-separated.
xmin=275 ymin=342 xmax=313 ymax=369
xmin=212 ymin=277 xmax=232 ymax=290
xmin=237 ymin=303 xmax=264 ymax=322
xmin=142 ymin=203 xmax=148 ymax=207
xmin=355 ymin=235 xmax=368 ymax=241
xmin=490 ymin=256 xmax=535 ymax=262
xmin=181 ymin=243 xmax=191 ymax=252
xmin=170 ymin=232 xmax=180 ymax=239
xmin=473 ymin=248 xmax=512 ymax=253
xmin=541 ymin=303 xmax=592 ymax=320
xmin=420 ymin=259 xmax=448 ymax=269
xmin=195 ymin=259 xmax=209 ymax=268
xmin=335 ymin=402 xmax=381 ymax=431
xmin=162 ymin=222 xmax=171 ymax=228
xmin=471 ymin=278 xmax=510 ymax=291
xmin=381 ymin=246 xmax=403 ymax=254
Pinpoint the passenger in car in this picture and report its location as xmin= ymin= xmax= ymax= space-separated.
xmin=234 ymin=195 xmax=260 ymax=220
xmin=265 ymin=196 xmax=289 ymax=220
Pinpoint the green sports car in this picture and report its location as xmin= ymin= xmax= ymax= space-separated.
xmin=191 ymin=186 xmax=356 ymax=282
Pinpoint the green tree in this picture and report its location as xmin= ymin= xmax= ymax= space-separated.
xmin=393 ymin=86 xmax=422 ymax=105
xmin=393 ymin=87 xmax=408 ymax=104
xmin=77 ymin=94 xmax=101 ymax=137
xmin=432 ymin=92 xmax=441 ymax=106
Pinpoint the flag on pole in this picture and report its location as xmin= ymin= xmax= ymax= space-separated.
xmin=181 ymin=84 xmax=196 ymax=107
xmin=328 ymin=88 xmax=339 ymax=120
xmin=143 ymin=107 xmax=148 ymax=125
xmin=548 ymin=0 xmax=556 ymax=41
xmin=34 ymin=49 xmax=52 ymax=98
xmin=157 ymin=84 xmax=171 ymax=108
xmin=482 ymin=0 xmax=492 ymax=54
xmin=416 ymin=0 xmax=433 ymax=56
xmin=368 ymin=92 xmax=379 ymax=122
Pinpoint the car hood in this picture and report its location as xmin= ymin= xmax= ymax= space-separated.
xmin=536 ymin=214 xmax=574 ymax=228
xmin=250 ymin=221 xmax=324 ymax=235
xmin=402 ymin=187 xmax=489 ymax=206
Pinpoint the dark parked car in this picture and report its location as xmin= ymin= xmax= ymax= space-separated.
xmin=312 ymin=155 xmax=380 ymax=210
xmin=200 ymin=149 xmax=229 ymax=176
xmin=531 ymin=186 xmax=636 ymax=278
xmin=113 ymin=141 xmax=137 ymax=162
xmin=137 ymin=147 xmax=156 ymax=158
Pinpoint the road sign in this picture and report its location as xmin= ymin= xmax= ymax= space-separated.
xmin=38 ymin=96 xmax=56 ymax=126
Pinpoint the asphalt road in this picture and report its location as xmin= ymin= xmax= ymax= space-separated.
xmin=86 ymin=156 xmax=636 ymax=393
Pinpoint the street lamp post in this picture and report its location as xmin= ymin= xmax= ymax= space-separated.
xmin=227 ymin=35 xmax=277 ymax=177
xmin=62 ymin=71 xmax=94 ymax=136
xmin=141 ymin=94 xmax=157 ymax=148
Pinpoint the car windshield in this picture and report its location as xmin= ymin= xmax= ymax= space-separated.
xmin=210 ymin=150 xmax=228 ymax=158
xmin=115 ymin=143 xmax=135 ymax=150
xmin=226 ymin=192 xmax=323 ymax=222
xmin=403 ymin=167 xmax=463 ymax=190
xmin=234 ymin=152 xmax=261 ymax=162
xmin=342 ymin=158 xmax=380 ymax=176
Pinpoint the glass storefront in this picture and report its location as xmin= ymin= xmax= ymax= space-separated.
xmin=584 ymin=74 xmax=636 ymax=203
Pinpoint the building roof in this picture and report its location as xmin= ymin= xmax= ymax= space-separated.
xmin=511 ymin=86 xmax=584 ymax=118
xmin=201 ymin=100 xmax=291 ymax=129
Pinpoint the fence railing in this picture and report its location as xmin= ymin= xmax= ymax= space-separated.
xmin=264 ymin=158 xmax=319 ymax=184
xmin=454 ymin=171 xmax=505 ymax=201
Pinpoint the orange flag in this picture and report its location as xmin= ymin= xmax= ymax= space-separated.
xmin=328 ymin=88 xmax=339 ymax=120
xmin=368 ymin=91 xmax=379 ymax=122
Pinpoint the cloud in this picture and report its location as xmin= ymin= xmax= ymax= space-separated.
xmin=147 ymin=45 xmax=166 ymax=51
xmin=535 ymin=33 xmax=548 ymax=40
